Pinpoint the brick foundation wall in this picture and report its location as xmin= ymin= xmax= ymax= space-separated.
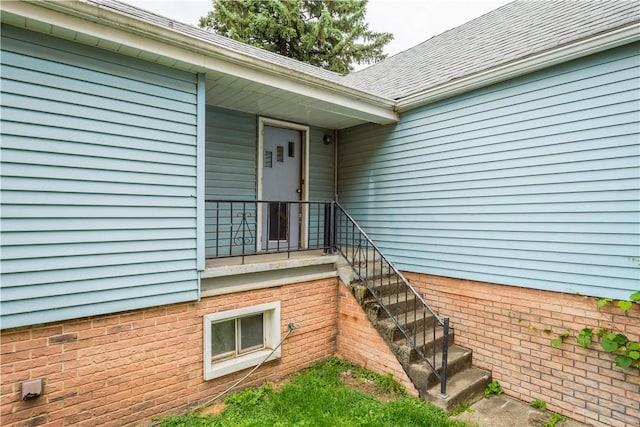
xmin=405 ymin=272 xmax=640 ymax=427
xmin=1 ymin=278 xmax=338 ymax=426
xmin=335 ymin=280 xmax=419 ymax=397
xmin=5 ymin=270 xmax=635 ymax=427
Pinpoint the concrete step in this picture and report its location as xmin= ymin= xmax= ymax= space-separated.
xmin=336 ymin=257 xmax=391 ymax=290
xmin=407 ymin=345 xmax=473 ymax=391
xmin=362 ymin=275 xmax=421 ymax=299
xmin=361 ymin=275 xmax=399 ymax=296
xmin=426 ymin=366 xmax=492 ymax=412
xmin=375 ymin=313 xmax=438 ymax=343
xmin=340 ymin=258 xmax=492 ymax=416
xmin=390 ymin=326 xmax=454 ymax=365
xmin=407 ymin=324 xmax=450 ymax=362
xmin=342 ymin=256 xmax=390 ymax=279
xmin=363 ymin=293 xmax=431 ymax=322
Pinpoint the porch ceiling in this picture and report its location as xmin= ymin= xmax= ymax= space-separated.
xmin=204 ymin=72 xmax=386 ymax=130
xmin=2 ymin=1 xmax=398 ymax=130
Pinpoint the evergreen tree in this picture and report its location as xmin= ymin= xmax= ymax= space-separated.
xmin=199 ymin=0 xmax=393 ymax=73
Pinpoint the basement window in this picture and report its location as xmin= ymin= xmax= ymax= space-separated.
xmin=203 ymin=302 xmax=281 ymax=380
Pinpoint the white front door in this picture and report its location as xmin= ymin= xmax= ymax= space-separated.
xmin=261 ymin=125 xmax=303 ymax=250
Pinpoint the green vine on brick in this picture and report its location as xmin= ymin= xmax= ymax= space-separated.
xmin=550 ymin=291 xmax=640 ymax=370
xmin=550 ymin=330 xmax=571 ymax=348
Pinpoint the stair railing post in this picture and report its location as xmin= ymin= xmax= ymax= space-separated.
xmin=323 ymin=203 xmax=330 ymax=254
xmin=439 ymin=316 xmax=450 ymax=398
xmin=330 ymin=201 xmax=336 ymax=254
xmin=324 ymin=201 xmax=335 ymax=255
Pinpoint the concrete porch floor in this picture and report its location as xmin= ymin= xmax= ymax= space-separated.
xmin=204 ymin=249 xmax=329 ymax=269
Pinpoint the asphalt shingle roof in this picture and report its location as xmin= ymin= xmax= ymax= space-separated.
xmin=342 ymin=0 xmax=640 ymax=99
xmin=97 ymin=0 xmax=639 ymax=101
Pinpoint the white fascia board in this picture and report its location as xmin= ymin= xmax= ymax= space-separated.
xmin=397 ymin=22 xmax=640 ymax=113
xmin=2 ymin=1 xmax=397 ymax=124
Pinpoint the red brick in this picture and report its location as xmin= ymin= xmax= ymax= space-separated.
xmin=31 ymin=326 xmax=63 ymax=339
xmin=1 ymin=349 xmax=30 ymax=364
xmin=406 ymin=272 xmax=639 ymax=427
xmin=1 ymin=330 xmax=32 ymax=344
xmin=3 ymin=273 xmax=637 ymax=427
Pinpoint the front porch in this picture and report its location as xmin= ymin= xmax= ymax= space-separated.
xmin=201 ymin=198 xmax=340 ymax=296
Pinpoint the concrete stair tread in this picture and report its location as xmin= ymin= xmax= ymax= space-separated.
xmin=407 ymin=345 xmax=472 ymax=389
xmin=427 ymin=366 xmax=492 ymax=411
xmin=363 ymin=293 xmax=433 ymax=316
xmin=364 ymin=292 xmax=410 ymax=305
xmin=391 ymin=326 xmax=448 ymax=361
xmin=409 ymin=344 xmax=471 ymax=373
xmin=360 ymin=275 xmax=400 ymax=290
xmin=406 ymin=324 xmax=446 ymax=347
xmin=376 ymin=312 xmax=436 ymax=335
xmin=375 ymin=318 xmax=438 ymax=344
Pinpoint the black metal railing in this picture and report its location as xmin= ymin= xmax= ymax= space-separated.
xmin=333 ymin=202 xmax=449 ymax=398
xmin=206 ymin=199 xmax=448 ymax=396
xmin=205 ymin=200 xmax=334 ymax=263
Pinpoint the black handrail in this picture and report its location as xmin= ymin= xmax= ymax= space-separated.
xmin=334 ymin=201 xmax=449 ymax=397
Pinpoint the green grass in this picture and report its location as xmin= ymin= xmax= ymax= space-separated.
xmin=156 ymin=357 xmax=470 ymax=427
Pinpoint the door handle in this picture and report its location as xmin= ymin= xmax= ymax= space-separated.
xmin=296 ymin=188 xmax=301 ymax=193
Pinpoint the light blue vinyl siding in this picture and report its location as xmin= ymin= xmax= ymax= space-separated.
xmin=309 ymin=127 xmax=335 ymax=201
xmin=204 ymin=107 xmax=256 ymax=257
xmin=204 ymin=106 xmax=258 ymax=201
xmin=308 ymin=127 xmax=335 ymax=248
xmin=0 ymin=25 xmax=200 ymax=329
xmin=338 ymin=42 xmax=640 ymax=299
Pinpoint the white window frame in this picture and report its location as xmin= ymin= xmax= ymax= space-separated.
xmin=203 ymin=301 xmax=281 ymax=380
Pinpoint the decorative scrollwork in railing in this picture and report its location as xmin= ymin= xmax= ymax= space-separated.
xmin=351 ymin=238 xmax=382 ymax=270
xmin=206 ymin=199 xmax=333 ymax=261
xmin=233 ymin=212 xmax=254 ymax=246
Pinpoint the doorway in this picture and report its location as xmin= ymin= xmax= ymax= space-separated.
xmin=258 ymin=118 xmax=309 ymax=251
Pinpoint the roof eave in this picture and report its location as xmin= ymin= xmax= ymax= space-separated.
xmin=396 ymin=22 xmax=640 ymax=113
xmin=2 ymin=0 xmax=398 ymax=125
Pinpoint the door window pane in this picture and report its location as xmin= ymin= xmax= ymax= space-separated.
xmin=211 ymin=319 xmax=235 ymax=359
xmin=239 ymin=313 xmax=264 ymax=353
xmin=268 ymin=202 xmax=288 ymax=241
